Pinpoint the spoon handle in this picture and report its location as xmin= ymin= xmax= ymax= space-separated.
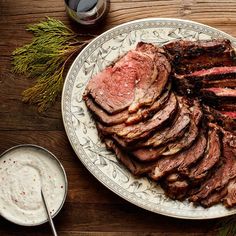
xmin=41 ymin=190 xmax=58 ymax=236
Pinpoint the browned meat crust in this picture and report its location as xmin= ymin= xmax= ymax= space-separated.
xmin=163 ymin=39 xmax=236 ymax=74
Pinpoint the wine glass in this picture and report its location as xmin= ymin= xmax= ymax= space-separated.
xmin=65 ymin=0 xmax=109 ymax=25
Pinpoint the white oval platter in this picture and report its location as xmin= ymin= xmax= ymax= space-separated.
xmin=62 ymin=18 xmax=236 ymax=219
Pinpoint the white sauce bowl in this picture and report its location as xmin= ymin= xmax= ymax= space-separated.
xmin=0 ymin=144 xmax=68 ymax=226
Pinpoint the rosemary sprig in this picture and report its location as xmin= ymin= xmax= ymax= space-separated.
xmin=12 ymin=17 xmax=92 ymax=112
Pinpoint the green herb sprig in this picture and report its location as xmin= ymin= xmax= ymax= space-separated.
xmin=218 ymin=216 xmax=236 ymax=236
xmin=12 ymin=17 xmax=93 ymax=112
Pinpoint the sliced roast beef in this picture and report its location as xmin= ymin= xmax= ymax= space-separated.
xmin=125 ymin=85 xmax=171 ymax=125
xmin=84 ymin=85 xmax=170 ymax=126
xmin=217 ymin=103 xmax=236 ymax=111
xmin=163 ymin=39 xmax=236 ymax=74
xmin=149 ymin=131 xmax=206 ymax=181
xmin=203 ymin=78 xmax=236 ymax=88
xmin=84 ymin=64 xmax=136 ymax=114
xmin=200 ymin=187 xmax=228 ymax=207
xmin=117 ymin=97 xmax=202 ymax=164
xmin=161 ymin=100 xmax=202 ymax=156
xmin=84 ymin=42 xmax=170 ymax=114
xmin=164 ymin=39 xmax=234 ymax=59
xmin=221 ymin=111 xmax=236 ymax=119
xmin=83 ymin=39 xmax=236 ymax=208
xmin=84 ymin=96 xmax=128 ymax=125
xmin=188 ymin=126 xmax=221 ymax=182
xmin=98 ymin=93 xmax=178 ymax=145
xmin=128 ymin=42 xmax=171 ymax=113
xmin=138 ymin=100 xmax=191 ymax=148
xmin=223 ymin=178 xmax=236 ymax=208
xmin=132 ymin=100 xmax=202 ymax=162
xmin=190 ymin=132 xmax=236 ymax=202
xmin=203 ymin=105 xmax=236 ymax=132
xmin=131 ymin=146 xmax=166 ymax=162
xmin=161 ymin=174 xmax=189 ymax=200
xmin=201 ymin=178 xmax=236 ymax=208
xmin=201 ymin=87 xmax=236 ymax=105
xmin=104 ymin=139 xmax=156 ymax=176
xmin=131 ymin=119 xmax=197 ymax=162
xmin=174 ymin=66 xmax=236 ymax=95
xmin=178 ymin=132 xmax=207 ymax=174
xmin=179 ymin=66 xmax=236 ymax=79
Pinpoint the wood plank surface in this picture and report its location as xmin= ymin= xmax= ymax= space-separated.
xmin=0 ymin=0 xmax=236 ymax=235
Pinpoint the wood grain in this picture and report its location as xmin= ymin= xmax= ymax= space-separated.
xmin=0 ymin=0 xmax=236 ymax=235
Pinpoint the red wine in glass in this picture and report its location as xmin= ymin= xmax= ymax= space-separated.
xmin=65 ymin=0 xmax=109 ymax=25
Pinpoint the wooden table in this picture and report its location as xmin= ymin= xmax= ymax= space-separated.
xmin=1 ymin=0 xmax=236 ymax=235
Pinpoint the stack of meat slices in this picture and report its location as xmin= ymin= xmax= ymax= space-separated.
xmin=164 ymin=39 xmax=236 ymax=132
xmin=83 ymin=40 xmax=236 ymax=208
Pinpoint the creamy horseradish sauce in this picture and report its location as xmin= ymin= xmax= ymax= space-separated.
xmin=0 ymin=146 xmax=67 ymax=225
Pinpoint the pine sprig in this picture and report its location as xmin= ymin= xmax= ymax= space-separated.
xmin=218 ymin=216 xmax=236 ymax=236
xmin=12 ymin=17 xmax=92 ymax=112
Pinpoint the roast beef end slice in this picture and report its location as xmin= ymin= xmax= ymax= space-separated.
xmin=164 ymin=39 xmax=236 ymax=74
xmin=173 ymin=52 xmax=236 ymax=75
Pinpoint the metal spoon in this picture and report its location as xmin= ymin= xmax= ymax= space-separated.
xmin=41 ymin=189 xmax=58 ymax=236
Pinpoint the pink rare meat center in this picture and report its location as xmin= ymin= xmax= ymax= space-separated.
xmin=87 ymin=50 xmax=154 ymax=114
